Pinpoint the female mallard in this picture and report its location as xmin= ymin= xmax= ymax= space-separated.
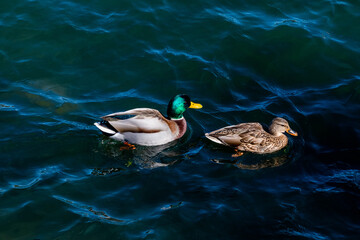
xmin=94 ymin=94 xmax=202 ymax=147
xmin=205 ymin=117 xmax=298 ymax=156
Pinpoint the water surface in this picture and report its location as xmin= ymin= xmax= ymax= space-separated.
xmin=1 ymin=0 xmax=359 ymax=239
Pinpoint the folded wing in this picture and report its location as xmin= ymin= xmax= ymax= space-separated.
xmin=101 ymin=108 xmax=170 ymax=133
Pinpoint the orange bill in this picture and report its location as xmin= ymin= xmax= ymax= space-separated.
xmin=286 ymin=128 xmax=298 ymax=136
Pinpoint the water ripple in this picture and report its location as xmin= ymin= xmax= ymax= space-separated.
xmin=280 ymin=228 xmax=328 ymax=240
xmin=146 ymin=47 xmax=230 ymax=80
xmin=53 ymin=195 xmax=128 ymax=225
xmin=312 ymin=169 xmax=360 ymax=193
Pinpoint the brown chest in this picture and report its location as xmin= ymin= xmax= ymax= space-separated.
xmin=168 ymin=118 xmax=187 ymax=139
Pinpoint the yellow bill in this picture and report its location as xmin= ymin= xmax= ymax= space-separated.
xmin=189 ymin=101 xmax=203 ymax=109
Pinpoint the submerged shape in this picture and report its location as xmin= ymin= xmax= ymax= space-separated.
xmin=94 ymin=94 xmax=202 ymax=146
xmin=205 ymin=117 xmax=298 ymax=155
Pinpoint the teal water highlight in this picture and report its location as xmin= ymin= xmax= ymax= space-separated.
xmin=1 ymin=0 xmax=360 ymax=239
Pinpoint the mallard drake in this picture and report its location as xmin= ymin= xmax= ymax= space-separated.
xmin=94 ymin=94 xmax=202 ymax=146
xmin=205 ymin=117 xmax=297 ymax=156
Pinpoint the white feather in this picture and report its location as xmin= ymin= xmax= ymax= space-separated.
xmin=205 ymin=133 xmax=223 ymax=145
xmin=94 ymin=122 xmax=116 ymax=135
xmin=121 ymin=131 xmax=175 ymax=146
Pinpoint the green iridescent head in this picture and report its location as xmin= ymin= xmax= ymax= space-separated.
xmin=167 ymin=94 xmax=202 ymax=119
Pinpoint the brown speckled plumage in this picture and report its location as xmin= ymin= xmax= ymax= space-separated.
xmin=205 ymin=117 xmax=297 ymax=154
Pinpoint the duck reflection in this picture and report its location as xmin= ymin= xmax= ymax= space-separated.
xmin=130 ymin=141 xmax=181 ymax=168
xmin=211 ymin=151 xmax=290 ymax=170
xmin=92 ymin=138 xmax=184 ymax=175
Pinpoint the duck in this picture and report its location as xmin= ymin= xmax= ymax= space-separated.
xmin=94 ymin=94 xmax=202 ymax=147
xmin=205 ymin=117 xmax=298 ymax=156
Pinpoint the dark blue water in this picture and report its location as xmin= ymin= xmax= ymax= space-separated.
xmin=1 ymin=0 xmax=359 ymax=239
